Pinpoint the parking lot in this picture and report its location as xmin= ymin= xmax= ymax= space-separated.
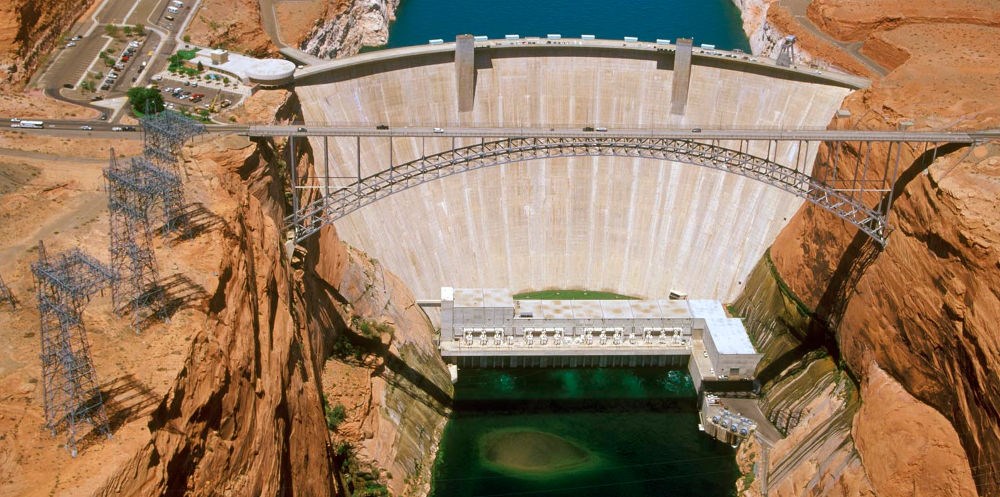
xmin=40 ymin=0 xmax=195 ymax=105
xmin=155 ymin=77 xmax=244 ymax=118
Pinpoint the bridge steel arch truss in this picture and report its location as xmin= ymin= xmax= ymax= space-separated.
xmin=286 ymin=135 xmax=916 ymax=246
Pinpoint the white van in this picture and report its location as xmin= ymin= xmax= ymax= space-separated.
xmin=166 ymin=6 xmax=179 ymax=14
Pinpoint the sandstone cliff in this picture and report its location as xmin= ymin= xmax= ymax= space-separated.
xmin=0 ymin=0 xmax=96 ymax=92
xmin=97 ymin=90 xmax=450 ymax=496
xmin=301 ymin=0 xmax=399 ymax=58
xmin=762 ymin=1 xmax=1000 ymax=496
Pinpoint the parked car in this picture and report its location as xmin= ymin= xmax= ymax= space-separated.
xmin=66 ymin=41 xmax=76 ymax=48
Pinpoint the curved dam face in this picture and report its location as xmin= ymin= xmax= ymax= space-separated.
xmin=296 ymin=46 xmax=850 ymax=301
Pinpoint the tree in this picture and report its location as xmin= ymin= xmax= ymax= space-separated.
xmin=134 ymin=23 xmax=144 ymax=34
xmin=104 ymin=24 xmax=119 ymax=38
xmin=123 ymin=25 xmax=133 ymax=36
xmin=126 ymin=87 xmax=164 ymax=115
xmin=183 ymin=35 xmax=191 ymax=43
xmin=196 ymin=60 xmax=204 ymax=72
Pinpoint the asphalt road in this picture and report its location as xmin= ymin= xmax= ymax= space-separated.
xmin=5 ymin=120 xmax=993 ymax=144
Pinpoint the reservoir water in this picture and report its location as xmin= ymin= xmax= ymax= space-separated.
xmin=385 ymin=0 xmax=751 ymax=51
xmin=430 ymin=368 xmax=739 ymax=497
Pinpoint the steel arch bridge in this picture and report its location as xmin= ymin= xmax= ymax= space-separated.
xmin=286 ymin=135 xmax=904 ymax=244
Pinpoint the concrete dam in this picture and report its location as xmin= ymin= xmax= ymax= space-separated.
xmin=295 ymin=39 xmax=852 ymax=302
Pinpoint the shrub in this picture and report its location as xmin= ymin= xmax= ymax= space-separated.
xmin=324 ymin=401 xmax=347 ymax=430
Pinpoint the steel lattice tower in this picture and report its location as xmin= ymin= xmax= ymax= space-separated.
xmin=776 ymin=35 xmax=797 ymax=68
xmin=140 ymin=111 xmax=205 ymax=234
xmin=31 ymin=241 xmax=114 ymax=456
xmin=141 ymin=110 xmax=205 ymax=169
xmin=0 ymin=273 xmax=15 ymax=309
xmin=104 ymin=151 xmax=182 ymax=331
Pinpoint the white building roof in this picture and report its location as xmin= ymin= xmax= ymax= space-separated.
xmin=191 ymin=49 xmax=296 ymax=82
xmin=705 ymin=317 xmax=757 ymax=354
xmin=688 ymin=299 xmax=728 ymax=319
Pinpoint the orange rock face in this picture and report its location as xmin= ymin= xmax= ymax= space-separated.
xmin=853 ymin=363 xmax=978 ymax=497
xmin=770 ymin=2 xmax=1000 ymax=495
xmin=93 ymin=89 xmax=450 ymax=496
xmin=0 ymin=0 xmax=96 ymax=92
xmin=97 ymin=130 xmax=337 ymax=497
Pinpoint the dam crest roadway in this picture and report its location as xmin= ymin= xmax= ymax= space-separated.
xmin=244 ymin=125 xmax=990 ymax=247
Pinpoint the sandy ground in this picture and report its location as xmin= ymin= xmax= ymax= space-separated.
xmin=0 ymin=132 xmax=234 ymax=497
xmin=0 ymin=92 xmax=101 ymax=121
xmin=274 ymin=0 xmax=332 ymax=47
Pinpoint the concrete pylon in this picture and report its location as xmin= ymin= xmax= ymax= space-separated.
xmin=670 ymin=38 xmax=693 ymax=115
xmin=456 ymin=34 xmax=475 ymax=112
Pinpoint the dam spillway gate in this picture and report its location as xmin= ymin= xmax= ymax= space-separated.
xmin=245 ymin=126 xmax=985 ymax=246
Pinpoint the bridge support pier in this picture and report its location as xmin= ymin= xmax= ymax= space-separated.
xmin=456 ymin=34 xmax=476 ymax=113
xmin=671 ymin=38 xmax=693 ymax=115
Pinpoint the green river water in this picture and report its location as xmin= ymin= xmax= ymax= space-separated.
xmin=429 ymin=368 xmax=739 ymax=497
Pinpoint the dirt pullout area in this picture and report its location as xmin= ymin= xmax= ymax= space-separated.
xmin=274 ymin=0 xmax=332 ymax=47
xmin=0 ymin=137 xmax=235 ymax=496
xmin=807 ymin=0 xmax=1000 ymax=42
xmin=185 ymin=0 xmax=277 ymax=57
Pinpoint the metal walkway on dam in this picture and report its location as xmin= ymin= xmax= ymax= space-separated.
xmin=242 ymin=125 xmax=993 ymax=247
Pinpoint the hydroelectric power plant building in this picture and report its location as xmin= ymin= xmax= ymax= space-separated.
xmin=439 ymin=287 xmax=762 ymax=390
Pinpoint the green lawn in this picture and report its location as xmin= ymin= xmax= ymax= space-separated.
xmin=513 ymin=289 xmax=636 ymax=300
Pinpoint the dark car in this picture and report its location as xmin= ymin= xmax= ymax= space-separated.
xmin=376 ymin=124 xmax=389 ymax=130
xmin=583 ymin=126 xmax=595 ymax=131
xmin=123 ymin=125 xmax=137 ymax=131
xmin=297 ymin=127 xmax=307 ymax=132
xmin=62 ymin=83 xmax=74 ymax=89
xmin=691 ymin=128 xmax=702 ymax=133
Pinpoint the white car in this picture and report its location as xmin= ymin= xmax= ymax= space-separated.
xmin=433 ymin=127 xmax=444 ymax=133
xmin=80 ymin=125 xmax=93 ymax=130
xmin=10 ymin=118 xmax=20 ymax=122
xmin=66 ymin=41 xmax=76 ymax=48
xmin=111 ymin=126 xmax=123 ymax=131
xmin=152 ymin=75 xmax=163 ymax=81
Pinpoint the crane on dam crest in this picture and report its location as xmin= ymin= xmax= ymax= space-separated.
xmin=244 ymin=125 xmax=991 ymax=247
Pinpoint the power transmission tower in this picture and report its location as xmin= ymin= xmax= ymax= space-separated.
xmin=0 ymin=273 xmax=15 ymax=309
xmin=104 ymin=151 xmax=182 ymax=331
xmin=776 ymin=35 xmax=797 ymax=68
xmin=31 ymin=241 xmax=114 ymax=456
xmin=140 ymin=111 xmax=205 ymax=233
